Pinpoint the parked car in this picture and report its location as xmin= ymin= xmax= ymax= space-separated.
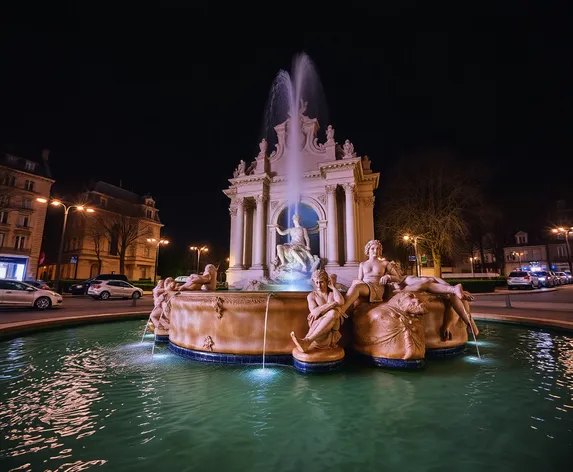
xmin=174 ymin=276 xmax=189 ymax=284
xmin=24 ymin=279 xmax=52 ymax=290
xmin=535 ymin=271 xmax=554 ymax=288
xmin=507 ymin=271 xmax=539 ymax=290
xmin=88 ymin=280 xmax=143 ymax=300
xmin=554 ymin=272 xmax=569 ymax=285
xmin=564 ymin=270 xmax=573 ymax=284
xmin=70 ymin=274 xmax=129 ymax=295
xmin=0 ymin=280 xmax=63 ymax=309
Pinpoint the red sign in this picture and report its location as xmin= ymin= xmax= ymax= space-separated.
xmin=38 ymin=251 xmax=45 ymax=266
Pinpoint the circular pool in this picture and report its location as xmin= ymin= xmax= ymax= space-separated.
xmin=1 ymin=321 xmax=571 ymax=471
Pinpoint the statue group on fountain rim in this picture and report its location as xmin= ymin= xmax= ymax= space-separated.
xmin=290 ymin=239 xmax=479 ymax=354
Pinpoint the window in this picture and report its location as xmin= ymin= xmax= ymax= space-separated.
xmin=146 ymin=209 xmax=153 ymax=219
xmin=25 ymin=161 xmax=36 ymax=172
xmin=23 ymin=199 xmax=32 ymax=209
xmin=557 ymin=245 xmax=567 ymax=257
xmin=14 ymin=235 xmax=26 ymax=249
xmin=100 ymin=197 xmax=107 ymax=208
xmin=144 ymin=247 xmax=150 ymax=257
xmin=0 ymin=196 xmax=9 ymax=207
xmin=24 ymin=180 xmax=35 ymax=191
xmin=517 ymin=235 xmax=527 ymax=244
xmin=0 ymin=212 xmax=7 ymax=224
xmin=18 ymin=215 xmax=29 ymax=227
xmin=0 ymin=233 xmax=5 ymax=247
xmin=9 ymin=176 xmax=16 ymax=187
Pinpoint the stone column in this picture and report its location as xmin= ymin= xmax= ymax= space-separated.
xmin=343 ymin=183 xmax=358 ymax=264
xmin=231 ymin=197 xmax=245 ymax=268
xmin=252 ymin=194 xmax=267 ymax=268
xmin=325 ymin=184 xmax=339 ymax=267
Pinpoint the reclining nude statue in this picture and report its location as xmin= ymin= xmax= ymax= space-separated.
xmin=290 ymin=269 xmax=348 ymax=353
xmin=340 ymin=240 xmax=478 ymax=339
xmin=270 ymin=214 xmax=320 ymax=273
xmin=178 ymin=264 xmax=218 ymax=291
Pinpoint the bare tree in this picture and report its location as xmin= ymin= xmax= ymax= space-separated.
xmin=96 ymin=211 xmax=152 ymax=275
xmin=378 ymin=152 xmax=487 ymax=277
xmin=87 ymin=218 xmax=106 ymax=275
xmin=0 ymin=168 xmax=17 ymax=210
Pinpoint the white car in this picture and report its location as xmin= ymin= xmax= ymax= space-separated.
xmin=88 ymin=280 xmax=143 ymax=300
xmin=0 ymin=280 xmax=63 ymax=309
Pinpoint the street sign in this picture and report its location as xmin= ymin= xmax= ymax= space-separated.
xmin=408 ymin=255 xmax=417 ymax=262
xmin=70 ymin=256 xmax=78 ymax=264
xmin=420 ymin=256 xmax=427 ymax=264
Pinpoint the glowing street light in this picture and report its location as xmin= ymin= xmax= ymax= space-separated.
xmin=37 ymin=198 xmax=95 ymax=292
xmin=147 ymin=238 xmax=169 ymax=285
xmin=403 ymin=234 xmax=424 ymax=277
xmin=551 ymin=226 xmax=573 ymax=273
xmin=190 ymin=245 xmax=208 ymax=273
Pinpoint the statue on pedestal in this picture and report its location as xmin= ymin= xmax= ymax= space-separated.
xmin=258 ymin=138 xmax=268 ymax=157
xmin=326 ymin=125 xmax=335 ymax=144
xmin=290 ymin=269 xmax=347 ymax=352
xmin=342 ymin=139 xmax=355 ymax=158
xmin=270 ymin=214 xmax=321 ymax=276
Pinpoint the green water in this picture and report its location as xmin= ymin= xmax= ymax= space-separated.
xmin=0 ymin=321 xmax=571 ymax=472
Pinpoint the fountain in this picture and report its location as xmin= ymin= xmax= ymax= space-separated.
xmin=158 ymin=53 xmax=473 ymax=372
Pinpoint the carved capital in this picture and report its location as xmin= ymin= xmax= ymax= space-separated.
xmin=325 ymin=184 xmax=337 ymax=195
xmin=317 ymin=194 xmax=326 ymax=205
xmin=361 ymin=196 xmax=375 ymax=207
xmin=233 ymin=196 xmax=245 ymax=207
xmin=229 ymin=206 xmax=238 ymax=217
xmin=343 ymin=183 xmax=356 ymax=195
xmin=270 ymin=200 xmax=279 ymax=210
xmin=255 ymin=194 xmax=268 ymax=205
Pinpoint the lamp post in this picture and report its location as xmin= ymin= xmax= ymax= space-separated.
xmin=469 ymin=257 xmax=475 ymax=278
xmin=403 ymin=235 xmax=423 ymax=277
xmin=147 ymin=238 xmax=169 ymax=285
xmin=37 ymin=198 xmax=95 ymax=293
xmin=551 ymin=227 xmax=573 ymax=273
xmin=190 ymin=245 xmax=208 ymax=273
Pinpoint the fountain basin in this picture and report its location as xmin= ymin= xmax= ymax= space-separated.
xmin=167 ymin=290 xmax=469 ymax=367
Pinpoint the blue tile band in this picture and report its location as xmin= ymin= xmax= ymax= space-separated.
xmin=155 ymin=334 xmax=169 ymax=343
xmin=293 ymin=358 xmax=343 ymax=373
xmin=425 ymin=345 xmax=467 ymax=358
xmin=168 ymin=342 xmax=293 ymax=365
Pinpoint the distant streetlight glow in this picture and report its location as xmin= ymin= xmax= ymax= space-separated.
xmin=551 ymin=226 xmax=573 ymax=273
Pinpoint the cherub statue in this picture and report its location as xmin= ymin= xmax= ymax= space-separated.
xmin=258 ymin=138 xmax=268 ymax=157
xmin=290 ymin=269 xmax=347 ymax=352
xmin=178 ymin=264 xmax=218 ymax=291
xmin=149 ymin=277 xmax=178 ymax=331
xmin=326 ymin=125 xmax=335 ymax=143
xmin=342 ymin=139 xmax=355 ymax=158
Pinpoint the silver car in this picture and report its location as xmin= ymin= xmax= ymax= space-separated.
xmin=0 ymin=280 xmax=63 ymax=309
xmin=88 ymin=280 xmax=143 ymax=300
xmin=507 ymin=271 xmax=539 ymax=289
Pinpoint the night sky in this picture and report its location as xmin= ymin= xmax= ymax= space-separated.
xmin=1 ymin=5 xmax=572 ymax=268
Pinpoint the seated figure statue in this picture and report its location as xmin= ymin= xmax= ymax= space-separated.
xmin=270 ymin=214 xmax=320 ymax=273
xmin=340 ymin=240 xmax=400 ymax=312
xmin=178 ymin=264 xmax=218 ymax=291
xmin=388 ymin=268 xmax=479 ymax=337
xmin=290 ymin=269 xmax=348 ymax=352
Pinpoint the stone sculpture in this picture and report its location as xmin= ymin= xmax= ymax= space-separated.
xmin=326 ymin=125 xmax=335 ymax=143
xmin=342 ymin=139 xmax=355 ymax=158
xmin=270 ymin=214 xmax=321 ymax=275
xmin=352 ymin=291 xmax=427 ymax=360
xmin=150 ymin=276 xmax=178 ymax=334
xmin=258 ymin=138 xmax=268 ymax=157
xmin=233 ymin=160 xmax=246 ymax=178
xmin=340 ymin=240 xmax=400 ymax=312
xmin=291 ymin=269 xmax=347 ymax=352
xmin=178 ymin=264 xmax=218 ymax=291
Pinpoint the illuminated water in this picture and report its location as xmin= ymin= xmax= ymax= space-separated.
xmin=1 ymin=321 xmax=572 ymax=471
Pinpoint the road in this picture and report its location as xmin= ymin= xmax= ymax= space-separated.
xmin=0 ymin=295 xmax=154 ymax=325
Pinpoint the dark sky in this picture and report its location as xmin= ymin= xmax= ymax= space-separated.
xmin=1 ymin=4 xmax=572 ymax=265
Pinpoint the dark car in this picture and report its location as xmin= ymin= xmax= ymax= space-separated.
xmin=69 ymin=274 xmax=129 ymax=295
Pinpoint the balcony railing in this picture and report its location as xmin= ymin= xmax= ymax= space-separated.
xmin=0 ymin=246 xmax=31 ymax=255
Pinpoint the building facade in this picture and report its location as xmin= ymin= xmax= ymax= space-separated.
xmin=0 ymin=150 xmax=54 ymax=281
xmin=503 ymin=231 xmax=550 ymax=275
xmin=41 ymin=182 xmax=163 ymax=281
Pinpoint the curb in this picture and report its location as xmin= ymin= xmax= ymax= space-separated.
xmin=0 ymin=311 xmax=150 ymax=340
xmin=473 ymin=287 xmax=560 ymax=297
xmin=472 ymin=312 xmax=573 ymax=332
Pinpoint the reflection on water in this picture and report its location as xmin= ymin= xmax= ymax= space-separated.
xmin=0 ymin=321 xmax=572 ymax=471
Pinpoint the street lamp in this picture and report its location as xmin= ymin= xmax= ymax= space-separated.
xmin=551 ymin=227 xmax=573 ymax=273
xmin=37 ymin=198 xmax=95 ymax=292
xmin=469 ymin=257 xmax=475 ymax=278
xmin=147 ymin=238 xmax=169 ymax=285
xmin=190 ymin=245 xmax=208 ymax=273
xmin=403 ymin=235 xmax=423 ymax=277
